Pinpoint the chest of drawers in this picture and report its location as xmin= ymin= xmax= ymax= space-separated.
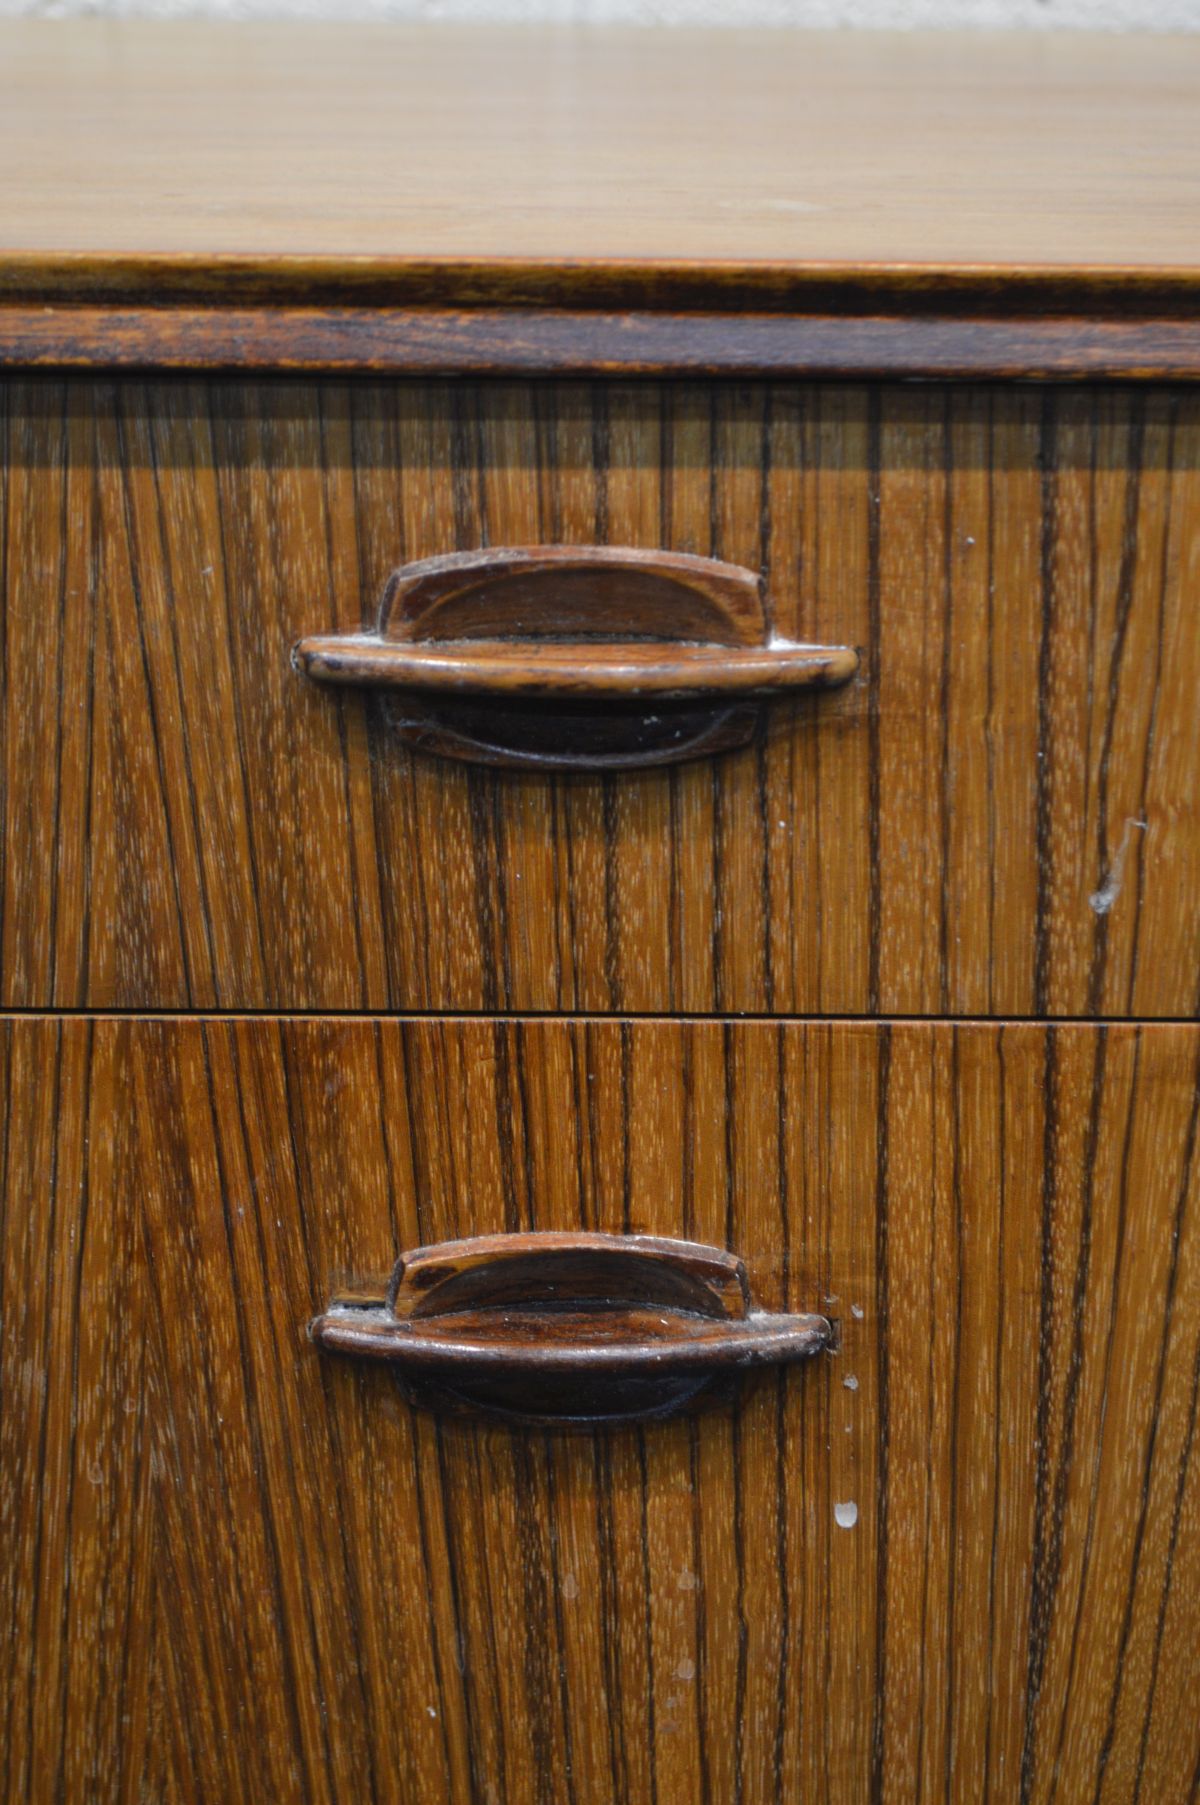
xmin=3 ymin=23 xmax=1200 ymax=1804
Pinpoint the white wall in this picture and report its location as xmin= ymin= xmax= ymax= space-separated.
xmin=2 ymin=0 xmax=1198 ymax=26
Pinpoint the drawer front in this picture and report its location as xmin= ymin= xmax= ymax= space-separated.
xmin=3 ymin=379 xmax=1199 ymax=1016
xmin=4 ymin=1016 xmax=1199 ymax=1803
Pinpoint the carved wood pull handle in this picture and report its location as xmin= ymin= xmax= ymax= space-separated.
xmin=295 ymin=546 xmax=858 ymax=770
xmin=311 ymin=1232 xmax=832 ymax=1426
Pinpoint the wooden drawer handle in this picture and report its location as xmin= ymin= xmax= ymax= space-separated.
xmin=311 ymin=1231 xmax=832 ymax=1427
xmin=294 ymin=546 xmax=858 ymax=770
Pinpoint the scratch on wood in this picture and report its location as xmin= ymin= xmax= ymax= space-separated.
xmin=1089 ymin=817 xmax=1148 ymax=916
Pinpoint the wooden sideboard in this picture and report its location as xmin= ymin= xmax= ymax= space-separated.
xmin=3 ymin=24 xmax=1200 ymax=1805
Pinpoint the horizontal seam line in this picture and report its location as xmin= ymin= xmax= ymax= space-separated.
xmin=0 ymin=1008 xmax=1193 ymax=1028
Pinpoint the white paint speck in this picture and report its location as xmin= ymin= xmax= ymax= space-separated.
xmin=843 ymin=1374 xmax=859 ymax=1391
xmin=677 ymin=1568 xmax=698 ymax=1591
xmin=675 ymin=1658 xmax=696 ymax=1682
xmin=850 ymin=1303 xmax=864 ymax=1320
xmin=834 ymin=1500 xmax=858 ymax=1529
xmin=426 ymin=1705 xmax=437 ymax=1719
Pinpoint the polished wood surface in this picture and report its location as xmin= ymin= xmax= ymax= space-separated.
xmin=382 ymin=545 xmax=770 ymax=644
xmin=6 ymin=306 xmax=1200 ymax=381
xmin=4 ymin=30 xmax=1198 ymax=1801
xmin=4 ymin=377 xmax=1198 ymax=1016
xmin=3 ymin=30 xmax=1200 ymax=380
xmin=3 ymin=1013 xmax=1199 ymax=1803
xmin=296 ymin=635 xmax=858 ymax=698
xmin=1 ymin=25 xmax=1199 ymax=282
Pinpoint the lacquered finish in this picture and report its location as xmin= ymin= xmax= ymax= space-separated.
xmin=314 ymin=1306 xmax=830 ymax=1374
xmin=4 ymin=27 xmax=1199 ymax=1804
xmin=5 ymin=28 xmax=1199 ymax=378
xmin=6 ymin=305 xmax=1200 ymax=381
xmin=2 ymin=25 xmax=1199 ymax=278
xmin=296 ymin=636 xmax=859 ymax=698
xmin=3 ymin=1015 xmax=1200 ymax=1803
xmin=381 ymin=546 xmax=769 ymax=643
xmin=4 ymin=378 xmax=1198 ymax=1016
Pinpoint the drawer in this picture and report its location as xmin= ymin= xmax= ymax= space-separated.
xmin=3 ymin=379 xmax=1199 ymax=1016
xmin=3 ymin=1015 xmax=1199 ymax=1803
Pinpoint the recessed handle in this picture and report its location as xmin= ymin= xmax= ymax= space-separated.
xmin=295 ymin=546 xmax=858 ymax=770
xmin=311 ymin=1231 xmax=832 ymax=1426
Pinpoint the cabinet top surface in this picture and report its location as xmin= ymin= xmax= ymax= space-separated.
xmin=1 ymin=22 xmax=1199 ymax=298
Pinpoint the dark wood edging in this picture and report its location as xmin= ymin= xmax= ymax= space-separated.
xmin=3 ymin=304 xmax=1200 ymax=379
xmin=4 ymin=252 xmax=1200 ymax=316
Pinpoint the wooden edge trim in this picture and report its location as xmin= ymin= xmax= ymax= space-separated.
xmin=3 ymin=252 xmax=1200 ymax=316
xmin=3 ymin=305 xmax=1200 ymax=378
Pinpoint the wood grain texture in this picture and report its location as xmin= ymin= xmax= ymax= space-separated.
xmin=1 ymin=25 xmax=1199 ymax=279
xmin=3 ymin=1014 xmax=1200 ymax=1804
xmin=4 ymin=377 xmax=1199 ymax=1018
xmin=6 ymin=308 xmax=1200 ymax=382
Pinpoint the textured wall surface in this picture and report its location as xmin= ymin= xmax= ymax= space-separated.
xmin=2 ymin=0 xmax=1199 ymax=27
